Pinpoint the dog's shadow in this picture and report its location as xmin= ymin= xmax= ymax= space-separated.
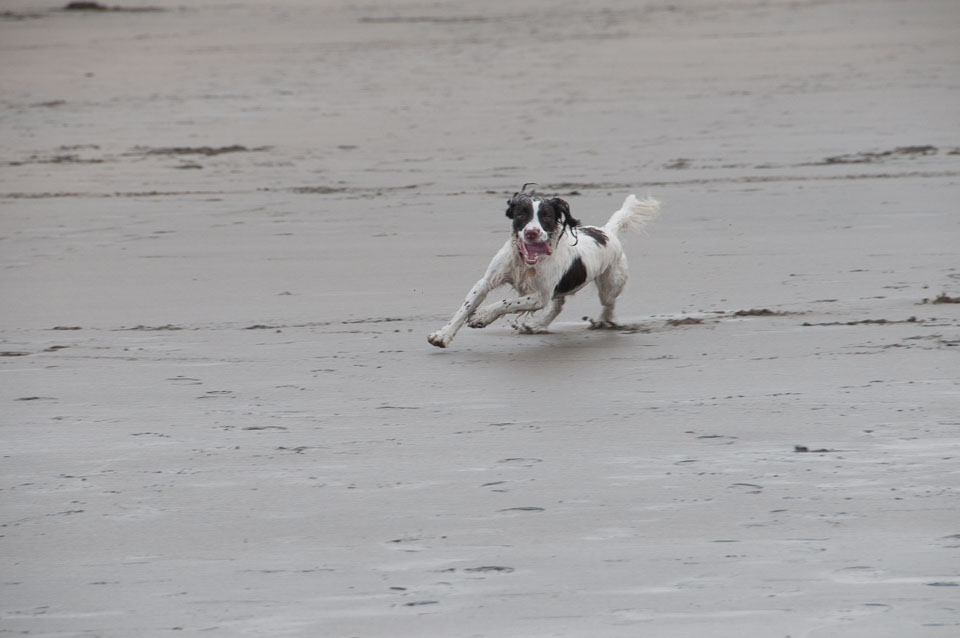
xmin=511 ymin=314 xmax=654 ymax=336
xmin=439 ymin=320 xmax=656 ymax=358
xmin=582 ymin=317 xmax=652 ymax=333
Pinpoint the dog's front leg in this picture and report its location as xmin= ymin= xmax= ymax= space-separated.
xmin=468 ymin=293 xmax=546 ymax=329
xmin=428 ymin=278 xmax=495 ymax=348
xmin=518 ymin=296 xmax=565 ymax=334
xmin=428 ymin=241 xmax=514 ymax=348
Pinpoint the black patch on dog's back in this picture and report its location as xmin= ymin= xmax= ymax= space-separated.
xmin=580 ymin=226 xmax=609 ymax=246
xmin=554 ymin=257 xmax=587 ymax=298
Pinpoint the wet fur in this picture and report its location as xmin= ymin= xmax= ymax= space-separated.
xmin=428 ymin=193 xmax=660 ymax=348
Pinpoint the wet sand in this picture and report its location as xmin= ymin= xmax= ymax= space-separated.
xmin=2 ymin=1 xmax=959 ymax=636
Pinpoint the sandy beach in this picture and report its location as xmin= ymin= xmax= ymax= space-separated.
xmin=2 ymin=1 xmax=959 ymax=636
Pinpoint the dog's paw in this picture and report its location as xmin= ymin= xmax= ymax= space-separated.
xmin=516 ymin=322 xmax=549 ymax=335
xmin=584 ymin=316 xmax=622 ymax=330
xmin=427 ymin=331 xmax=451 ymax=348
xmin=467 ymin=313 xmax=493 ymax=329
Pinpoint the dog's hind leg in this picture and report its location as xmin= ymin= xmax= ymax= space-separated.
xmin=588 ymin=257 xmax=628 ymax=328
xmin=518 ymin=296 xmax=565 ymax=334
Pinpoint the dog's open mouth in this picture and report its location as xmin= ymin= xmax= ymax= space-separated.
xmin=519 ymin=240 xmax=552 ymax=265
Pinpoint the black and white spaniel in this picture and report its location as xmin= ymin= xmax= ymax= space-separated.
xmin=428 ymin=186 xmax=660 ymax=348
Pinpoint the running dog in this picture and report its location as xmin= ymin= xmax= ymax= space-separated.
xmin=428 ymin=186 xmax=660 ymax=348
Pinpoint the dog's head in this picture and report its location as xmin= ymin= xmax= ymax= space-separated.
xmin=505 ymin=186 xmax=580 ymax=266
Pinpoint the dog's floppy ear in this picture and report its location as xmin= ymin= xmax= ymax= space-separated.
xmin=550 ymin=197 xmax=580 ymax=229
xmin=505 ymin=199 xmax=514 ymax=219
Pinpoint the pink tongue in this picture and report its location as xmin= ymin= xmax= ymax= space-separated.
xmin=526 ymin=242 xmax=550 ymax=256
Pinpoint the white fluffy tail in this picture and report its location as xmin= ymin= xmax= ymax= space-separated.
xmin=603 ymin=194 xmax=661 ymax=237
